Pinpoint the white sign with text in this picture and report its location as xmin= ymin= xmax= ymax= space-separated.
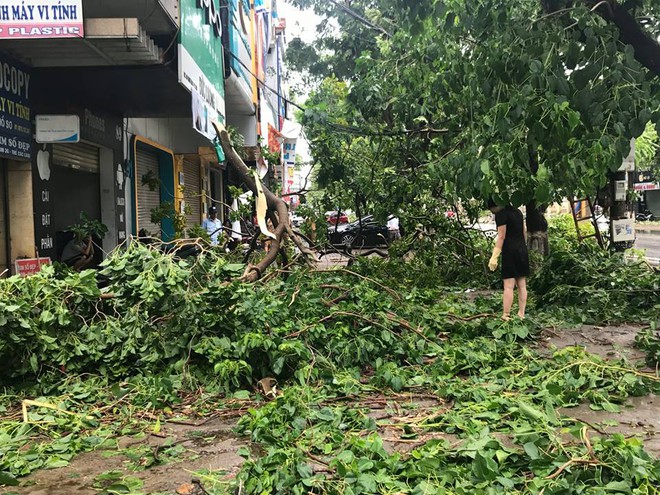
xmin=0 ymin=0 xmax=83 ymax=39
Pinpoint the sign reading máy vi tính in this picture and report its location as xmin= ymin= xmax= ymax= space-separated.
xmin=0 ymin=53 xmax=31 ymax=160
xmin=0 ymin=0 xmax=83 ymax=39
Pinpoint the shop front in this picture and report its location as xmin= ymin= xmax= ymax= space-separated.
xmin=31 ymin=108 xmax=124 ymax=264
xmin=0 ymin=52 xmax=34 ymax=275
xmin=131 ymin=135 xmax=176 ymax=241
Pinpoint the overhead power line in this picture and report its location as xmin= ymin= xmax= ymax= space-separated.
xmin=326 ymin=0 xmax=392 ymax=37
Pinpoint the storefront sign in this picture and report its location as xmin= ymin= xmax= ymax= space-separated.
xmin=634 ymin=182 xmax=660 ymax=191
xmin=0 ymin=0 xmax=83 ymax=39
xmin=0 ymin=53 xmax=31 ymax=160
xmin=192 ymin=88 xmax=216 ymax=140
xmin=197 ymin=0 xmax=222 ymax=37
xmin=282 ymin=138 xmax=296 ymax=198
xmin=35 ymin=114 xmax=80 ymax=143
xmin=15 ymin=257 xmax=51 ymax=277
xmin=228 ymin=0 xmax=253 ymax=99
xmin=179 ymin=0 xmax=226 ymax=128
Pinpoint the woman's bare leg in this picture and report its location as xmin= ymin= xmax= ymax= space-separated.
xmin=502 ymin=278 xmax=515 ymax=319
xmin=515 ymin=277 xmax=527 ymax=318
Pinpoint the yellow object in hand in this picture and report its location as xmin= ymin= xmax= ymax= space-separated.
xmin=488 ymin=246 xmax=501 ymax=271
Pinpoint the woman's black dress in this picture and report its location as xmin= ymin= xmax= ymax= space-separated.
xmin=494 ymin=207 xmax=529 ymax=279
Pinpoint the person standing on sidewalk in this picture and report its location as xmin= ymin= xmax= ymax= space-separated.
xmin=202 ymin=206 xmax=224 ymax=246
xmin=387 ymin=215 xmax=401 ymax=242
xmin=487 ymin=200 xmax=529 ymax=320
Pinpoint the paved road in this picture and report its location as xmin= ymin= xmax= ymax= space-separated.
xmin=635 ymin=230 xmax=660 ymax=264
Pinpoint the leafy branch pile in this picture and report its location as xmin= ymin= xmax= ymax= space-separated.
xmin=1 ymin=242 xmax=659 ymax=492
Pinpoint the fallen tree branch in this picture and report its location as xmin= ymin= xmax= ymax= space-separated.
xmin=315 ymin=310 xmax=434 ymax=344
xmin=316 ymin=268 xmax=401 ymax=301
xmin=212 ymin=122 xmax=314 ymax=281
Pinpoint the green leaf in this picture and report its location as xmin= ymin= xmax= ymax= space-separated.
xmin=530 ymin=60 xmax=543 ymax=74
xmin=233 ymin=390 xmax=251 ymax=399
xmin=472 ymin=452 xmax=498 ymax=481
xmin=0 ymin=471 xmax=19 ymax=486
xmin=523 ymin=441 xmax=540 ymax=460
xmin=297 ymin=463 xmax=314 ymax=479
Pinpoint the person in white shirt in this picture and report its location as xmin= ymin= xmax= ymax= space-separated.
xmin=202 ymin=206 xmax=223 ymax=245
xmin=387 ymin=215 xmax=401 ymax=241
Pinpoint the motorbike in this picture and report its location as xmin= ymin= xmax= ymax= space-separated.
xmin=636 ymin=210 xmax=656 ymax=222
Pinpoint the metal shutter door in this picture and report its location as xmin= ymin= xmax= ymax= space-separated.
xmin=136 ymin=149 xmax=161 ymax=237
xmin=183 ymin=158 xmax=201 ymax=229
xmin=52 ymin=142 xmax=100 ymax=173
xmin=647 ymin=191 xmax=660 ymax=216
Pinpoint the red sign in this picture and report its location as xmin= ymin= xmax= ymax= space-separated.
xmin=268 ymin=124 xmax=283 ymax=154
xmin=634 ymin=182 xmax=660 ymax=191
xmin=15 ymin=257 xmax=51 ymax=277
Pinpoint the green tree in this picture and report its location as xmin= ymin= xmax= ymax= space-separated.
xmin=293 ymin=0 xmax=660 ymax=252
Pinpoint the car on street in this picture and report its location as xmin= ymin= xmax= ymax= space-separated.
xmin=290 ymin=212 xmax=304 ymax=228
xmin=328 ymin=215 xmax=389 ymax=248
xmin=326 ymin=211 xmax=349 ymax=226
xmin=467 ymin=221 xmax=497 ymax=238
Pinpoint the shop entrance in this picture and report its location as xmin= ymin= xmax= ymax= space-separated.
xmin=51 ymin=142 xmax=102 ymax=263
xmin=182 ymin=156 xmax=202 ymax=231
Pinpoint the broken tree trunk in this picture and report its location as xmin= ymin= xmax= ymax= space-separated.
xmin=211 ymin=122 xmax=315 ymax=282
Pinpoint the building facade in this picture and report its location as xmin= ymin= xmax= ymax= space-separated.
xmin=0 ymin=0 xmax=291 ymax=276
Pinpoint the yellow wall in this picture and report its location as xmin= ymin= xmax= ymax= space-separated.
xmin=7 ymin=160 xmax=35 ymax=268
xmin=174 ymin=154 xmax=184 ymax=218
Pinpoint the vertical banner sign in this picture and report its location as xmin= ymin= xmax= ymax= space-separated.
xmin=0 ymin=0 xmax=84 ymax=39
xmin=178 ymin=0 xmax=226 ymax=132
xmin=192 ymin=89 xmax=214 ymax=140
xmin=267 ymin=124 xmax=283 ymax=153
xmin=0 ymin=53 xmax=31 ymax=160
xmin=282 ymin=138 xmax=296 ymax=199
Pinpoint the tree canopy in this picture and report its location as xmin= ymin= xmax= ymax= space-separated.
xmin=290 ymin=0 xmax=660 ymax=218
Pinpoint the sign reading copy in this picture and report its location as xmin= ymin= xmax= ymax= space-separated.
xmin=0 ymin=53 xmax=31 ymax=160
xmin=179 ymin=0 xmax=226 ymax=139
xmin=0 ymin=0 xmax=83 ymax=39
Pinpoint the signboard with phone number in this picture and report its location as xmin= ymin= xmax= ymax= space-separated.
xmin=15 ymin=257 xmax=51 ymax=277
xmin=0 ymin=53 xmax=31 ymax=160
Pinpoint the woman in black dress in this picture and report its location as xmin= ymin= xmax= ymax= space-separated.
xmin=487 ymin=201 xmax=529 ymax=320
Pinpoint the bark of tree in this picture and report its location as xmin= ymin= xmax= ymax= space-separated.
xmin=526 ymin=202 xmax=550 ymax=256
xmin=526 ymin=150 xmax=550 ymax=255
xmin=584 ymin=0 xmax=660 ymax=77
xmin=212 ymin=122 xmax=315 ymax=282
xmin=542 ymin=0 xmax=660 ymax=77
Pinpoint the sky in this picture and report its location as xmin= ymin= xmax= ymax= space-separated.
xmin=277 ymin=0 xmax=321 ymax=44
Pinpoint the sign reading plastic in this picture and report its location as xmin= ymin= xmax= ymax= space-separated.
xmin=15 ymin=257 xmax=51 ymax=277
xmin=36 ymin=115 xmax=80 ymax=143
xmin=0 ymin=0 xmax=83 ymax=39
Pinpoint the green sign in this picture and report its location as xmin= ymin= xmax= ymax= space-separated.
xmin=178 ymin=0 xmax=226 ymax=124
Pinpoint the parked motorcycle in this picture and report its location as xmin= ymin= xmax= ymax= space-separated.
xmin=636 ymin=210 xmax=656 ymax=222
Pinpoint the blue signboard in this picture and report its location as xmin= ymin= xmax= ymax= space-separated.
xmin=0 ymin=52 xmax=31 ymax=160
